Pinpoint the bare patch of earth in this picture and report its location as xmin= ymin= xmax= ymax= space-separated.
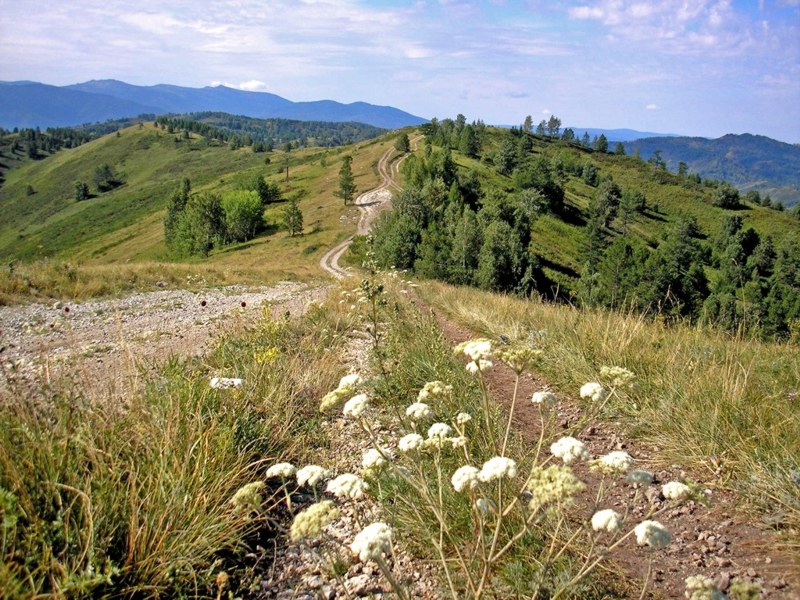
xmin=0 ymin=282 xmax=325 ymax=400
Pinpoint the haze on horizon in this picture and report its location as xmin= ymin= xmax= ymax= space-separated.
xmin=0 ymin=0 xmax=798 ymax=143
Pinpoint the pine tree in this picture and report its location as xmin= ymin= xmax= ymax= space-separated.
xmin=335 ymin=155 xmax=357 ymax=205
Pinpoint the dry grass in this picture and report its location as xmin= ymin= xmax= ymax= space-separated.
xmin=416 ymin=280 xmax=800 ymax=549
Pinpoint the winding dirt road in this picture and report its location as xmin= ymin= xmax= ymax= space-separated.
xmin=319 ymin=137 xmax=419 ymax=279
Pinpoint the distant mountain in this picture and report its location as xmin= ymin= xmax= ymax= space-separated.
xmin=0 ymin=79 xmax=427 ymax=130
xmin=625 ymin=134 xmax=800 ymax=206
xmin=570 ymin=127 xmax=679 ymax=142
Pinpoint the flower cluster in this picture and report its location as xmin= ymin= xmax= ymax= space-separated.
xmin=326 ymin=473 xmax=369 ymax=499
xmin=428 ymin=422 xmax=453 ymax=439
xmin=634 ymin=520 xmax=671 ymax=549
xmin=417 ymin=380 xmax=452 ymax=402
xmin=531 ymin=391 xmax=556 ymax=407
xmin=579 ymin=382 xmax=608 ymax=402
xmin=451 ymin=465 xmax=481 ymax=492
xmin=229 ymin=481 xmax=265 ymax=511
xmin=210 ymin=377 xmax=243 ymax=389
xmin=398 ymin=433 xmax=424 ymax=453
xmin=495 ymin=346 xmax=543 ymax=374
xmin=599 ymin=365 xmax=636 ymax=387
xmin=526 ymin=466 xmax=586 ymax=511
xmin=320 ymin=373 xmax=364 ymax=412
xmin=343 ymin=393 xmax=370 ymax=418
xmin=466 ymin=359 xmax=493 ymax=374
xmin=591 ymin=509 xmax=622 ymax=533
xmin=290 ymin=500 xmax=339 ymax=541
xmin=362 ymin=448 xmax=391 ymax=472
xmin=351 ymin=522 xmax=393 ymax=563
xmin=266 ymin=462 xmax=296 ymax=478
xmin=406 ymin=402 xmax=432 ymax=421
xmin=455 ymin=412 xmax=472 ymax=426
xmin=684 ymin=575 xmax=726 ymax=600
xmin=455 ymin=339 xmax=492 ymax=361
xmin=550 ymin=436 xmax=590 ymax=465
xmin=591 ymin=451 xmax=634 ymax=475
xmin=296 ymin=465 xmax=331 ymax=487
xmin=478 ymin=456 xmax=517 ymax=482
xmin=663 ymin=481 xmax=691 ymax=502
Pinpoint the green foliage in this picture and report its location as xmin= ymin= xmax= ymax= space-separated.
xmin=282 ymin=197 xmax=304 ymax=236
xmin=171 ymin=192 xmax=224 ymax=257
xmin=221 ymin=190 xmax=265 ymax=243
xmin=395 ymin=132 xmax=410 ymax=153
xmin=92 ymin=163 xmax=121 ymax=192
xmin=74 ymin=180 xmax=89 ymax=201
xmin=334 ymin=155 xmax=357 ymax=205
xmin=713 ymin=183 xmax=741 ymax=209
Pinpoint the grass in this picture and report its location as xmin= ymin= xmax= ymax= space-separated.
xmin=415 ymin=279 xmax=800 ymax=550
xmin=0 ymin=298 xmax=356 ymax=597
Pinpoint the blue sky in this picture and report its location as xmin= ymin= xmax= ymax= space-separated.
xmin=1 ymin=0 xmax=798 ymax=141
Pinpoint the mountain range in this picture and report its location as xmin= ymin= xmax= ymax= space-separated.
xmin=0 ymin=80 xmax=428 ymax=130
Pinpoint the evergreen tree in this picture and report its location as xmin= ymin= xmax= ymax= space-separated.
xmin=395 ymin=132 xmax=411 ymax=153
xmin=335 ymin=155 xmax=357 ymax=205
xmin=282 ymin=197 xmax=304 ymax=236
xmin=593 ymin=134 xmax=609 ymax=153
xmin=74 ymin=181 xmax=90 ymax=201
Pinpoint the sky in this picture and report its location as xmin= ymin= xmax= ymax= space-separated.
xmin=1 ymin=0 xmax=798 ymax=142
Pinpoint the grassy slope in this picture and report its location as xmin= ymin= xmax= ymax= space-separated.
xmin=0 ymin=125 xmax=398 ymax=300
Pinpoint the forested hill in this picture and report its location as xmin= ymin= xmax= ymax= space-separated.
xmin=624 ymin=134 xmax=800 ymax=207
xmin=369 ymin=118 xmax=800 ymax=340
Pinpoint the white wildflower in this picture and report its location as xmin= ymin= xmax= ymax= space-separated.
xmin=266 ymin=462 xmax=296 ymax=478
xmin=626 ymin=470 xmax=655 ymax=485
xmin=210 ymin=377 xmax=243 ymax=389
xmin=428 ymin=422 xmax=453 ymax=439
xmin=550 ymin=436 xmax=590 ymax=465
xmin=326 ymin=473 xmax=369 ymax=500
xmin=417 ymin=380 xmax=452 ymax=402
xmin=338 ymin=373 xmax=363 ymax=390
xmin=230 ymin=481 xmax=265 ymax=511
xmin=296 ymin=465 xmax=330 ymax=487
xmin=634 ymin=520 xmax=671 ymax=549
xmin=526 ymin=466 xmax=585 ymax=510
xmin=531 ymin=391 xmax=556 ymax=407
xmin=406 ymin=402 xmax=432 ymax=420
xmin=592 ymin=451 xmax=634 ymax=475
xmin=290 ymin=500 xmax=339 ymax=541
xmin=663 ymin=481 xmax=692 ymax=502
xmin=398 ymin=433 xmax=424 ymax=452
xmin=451 ymin=466 xmax=481 ymax=492
xmin=580 ymin=382 xmax=608 ymax=402
xmin=351 ymin=522 xmax=393 ymax=563
xmin=591 ymin=509 xmax=622 ymax=533
xmin=455 ymin=339 xmax=492 ymax=361
xmin=478 ymin=456 xmax=517 ymax=482
xmin=362 ymin=448 xmax=391 ymax=471
xmin=466 ymin=359 xmax=493 ymax=374
xmin=685 ymin=575 xmax=726 ymax=600
xmin=343 ymin=393 xmax=370 ymax=418
xmin=600 ymin=365 xmax=635 ymax=387
xmin=450 ymin=436 xmax=468 ymax=449
xmin=455 ymin=412 xmax=472 ymax=426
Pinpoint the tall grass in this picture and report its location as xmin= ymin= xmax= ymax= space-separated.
xmin=0 ymin=300 xmax=352 ymax=597
xmin=417 ymin=281 xmax=800 ymax=549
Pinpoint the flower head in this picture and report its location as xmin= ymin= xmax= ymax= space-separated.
xmin=684 ymin=575 xmax=726 ymax=600
xmin=406 ymin=402 xmax=432 ymax=421
xmin=210 ymin=377 xmax=243 ymax=389
xmin=417 ymin=380 xmax=452 ymax=402
xmin=451 ymin=465 xmax=481 ymax=492
xmin=580 ymin=382 xmax=608 ymax=402
xmin=531 ymin=391 xmax=556 ymax=407
xmin=455 ymin=339 xmax=493 ymax=361
xmin=455 ymin=412 xmax=472 ymax=426
xmin=526 ymin=466 xmax=585 ymax=510
xmin=343 ymin=393 xmax=370 ymax=418
xmin=398 ymin=433 xmax=424 ymax=452
xmin=266 ymin=462 xmax=296 ymax=479
xmin=495 ymin=346 xmax=542 ymax=374
xmin=591 ymin=509 xmax=622 ymax=533
xmin=550 ymin=437 xmax=589 ymax=465
xmin=296 ymin=465 xmax=331 ymax=487
xmin=634 ymin=520 xmax=671 ymax=549
xmin=592 ymin=451 xmax=634 ymax=475
xmin=326 ymin=473 xmax=369 ymax=500
xmin=362 ymin=448 xmax=391 ymax=471
xmin=351 ymin=522 xmax=393 ymax=563
xmin=230 ymin=481 xmax=265 ymax=511
xmin=663 ymin=481 xmax=692 ymax=502
xmin=449 ymin=436 xmax=468 ymax=449
xmin=599 ymin=366 xmax=635 ymax=387
xmin=466 ymin=359 xmax=493 ymax=374
xmin=290 ymin=500 xmax=339 ymax=541
xmin=427 ymin=422 xmax=453 ymax=439
xmin=478 ymin=456 xmax=517 ymax=482
xmin=338 ymin=373 xmax=364 ymax=390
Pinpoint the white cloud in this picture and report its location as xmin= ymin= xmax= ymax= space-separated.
xmin=646 ymin=103 xmax=658 ymax=109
